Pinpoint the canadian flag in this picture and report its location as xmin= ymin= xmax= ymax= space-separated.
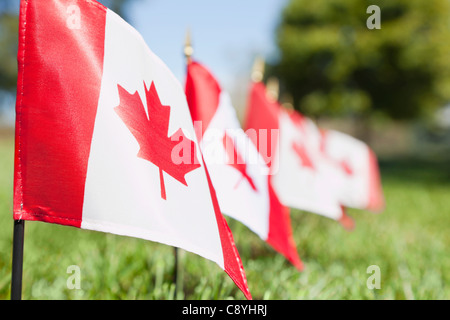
xmin=13 ymin=0 xmax=251 ymax=299
xmin=319 ymin=129 xmax=385 ymax=213
xmin=185 ymin=61 xmax=303 ymax=270
xmin=245 ymin=81 xmax=354 ymax=228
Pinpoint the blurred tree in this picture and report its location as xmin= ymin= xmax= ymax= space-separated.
xmin=0 ymin=12 xmax=18 ymax=91
xmin=273 ymin=0 xmax=450 ymax=122
xmin=0 ymin=1 xmax=19 ymax=117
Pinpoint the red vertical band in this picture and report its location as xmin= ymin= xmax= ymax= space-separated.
xmin=244 ymin=81 xmax=280 ymax=172
xmin=202 ymin=156 xmax=252 ymax=300
xmin=266 ymin=179 xmax=304 ymax=271
xmin=244 ymin=81 xmax=303 ymax=271
xmin=185 ymin=61 xmax=222 ymax=141
xmin=367 ymin=149 xmax=385 ymax=212
xmin=14 ymin=0 xmax=107 ymax=227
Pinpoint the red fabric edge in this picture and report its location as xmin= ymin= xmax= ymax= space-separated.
xmin=202 ymin=156 xmax=252 ymax=300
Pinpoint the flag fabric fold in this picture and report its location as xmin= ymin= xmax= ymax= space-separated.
xmin=14 ymin=0 xmax=250 ymax=299
xmin=185 ymin=61 xmax=303 ymax=270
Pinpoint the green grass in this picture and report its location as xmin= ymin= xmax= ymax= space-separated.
xmin=0 ymin=136 xmax=448 ymax=300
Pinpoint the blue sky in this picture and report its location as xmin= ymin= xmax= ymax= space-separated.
xmin=127 ymin=0 xmax=288 ymax=92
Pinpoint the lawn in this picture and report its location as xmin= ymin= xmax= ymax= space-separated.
xmin=0 ymin=136 xmax=448 ymax=300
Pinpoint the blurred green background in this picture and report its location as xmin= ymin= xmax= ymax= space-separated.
xmin=0 ymin=0 xmax=449 ymax=299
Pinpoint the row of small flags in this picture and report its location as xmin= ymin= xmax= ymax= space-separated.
xmin=11 ymin=0 xmax=384 ymax=300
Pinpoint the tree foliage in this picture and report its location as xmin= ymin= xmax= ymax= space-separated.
xmin=273 ymin=0 xmax=450 ymax=120
xmin=0 ymin=2 xmax=19 ymax=91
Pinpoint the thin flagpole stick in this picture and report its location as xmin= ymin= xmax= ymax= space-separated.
xmin=11 ymin=219 xmax=25 ymax=300
xmin=173 ymin=247 xmax=178 ymax=299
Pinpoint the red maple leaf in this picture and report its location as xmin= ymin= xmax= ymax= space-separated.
xmin=223 ymin=133 xmax=257 ymax=191
xmin=292 ymin=141 xmax=315 ymax=170
xmin=115 ymin=81 xmax=201 ymax=200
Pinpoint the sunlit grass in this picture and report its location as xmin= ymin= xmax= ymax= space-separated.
xmin=0 ymin=137 xmax=448 ymax=300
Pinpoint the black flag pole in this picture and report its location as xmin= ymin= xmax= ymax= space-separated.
xmin=11 ymin=219 xmax=25 ymax=300
xmin=173 ymin=247 xmax=178 ymax=298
